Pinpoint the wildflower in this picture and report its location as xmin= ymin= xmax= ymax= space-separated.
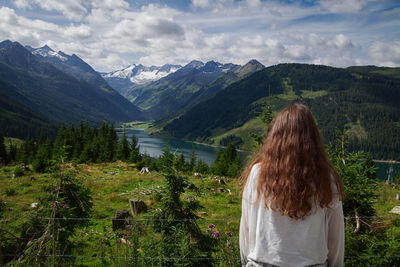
xmin=117 ymin=239 xmax=122 ymax=243
xmin=208 ymin=223 xmax=216 ymax=230
xmin=57 ymin=228 xmax=63 ymax=232
xmin=8 ymin=207 xmax=13 ymax=211
xmin=52 ymin=200 xmax=60 ymax=207
xmin=61 ymin=204 xmax=68 ymax=208
xmin=37 ymin=216 xmax=42 ymax=220
xmin=4 ymin=219 xmax=9 ymax=223
xmin=41 ymin=243 xmax=46 ymax=248
xmin=212 ymin=231 xmax=220 ymax=238
xmin=225 ymin=231 xmax=234 ymax=237
xmin=126 ymin=224 xmax=133 ymax=229
xmin=50 ymin=234 xmax=54 ymax=238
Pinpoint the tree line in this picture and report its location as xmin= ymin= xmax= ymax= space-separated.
xmin=0 ymin=122 xmax=242 ymax=177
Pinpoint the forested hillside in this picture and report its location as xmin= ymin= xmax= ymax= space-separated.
xmin=0 ymin=40 xmax=143 ymax=139
xmin=158 ymin=64 xmax=400 ymax=159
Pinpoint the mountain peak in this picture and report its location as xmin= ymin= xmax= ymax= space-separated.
xmin=246 ymin=59 xmax=264 ymax=67
xmin=40 ymin=45 xmax=54 ymax=52
xmin=235 ymin=59 xmax=265 ymax=77
xmin=186 ymin=60 xmax=204 ymax=69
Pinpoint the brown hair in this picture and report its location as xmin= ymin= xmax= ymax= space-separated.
xmin=242 ymin=103 xmax=343 ymax=219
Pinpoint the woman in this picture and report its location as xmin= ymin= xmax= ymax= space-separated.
xmin=239 ymin=103 xmax=344 ymax=267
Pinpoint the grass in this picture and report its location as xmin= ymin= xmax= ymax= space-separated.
xmin=301 ymin=90 xmax=328 ymax=99
xmin=121 ymin=121 xmax=153 ymax=129
xmin=2 ymin=162 xmax=399 ymax=265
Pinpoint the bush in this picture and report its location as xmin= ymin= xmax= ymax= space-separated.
xmin=13 ymin=166 xmax=24 ymax=177
xmin=5 ymin=187 xmax=16 ymax=196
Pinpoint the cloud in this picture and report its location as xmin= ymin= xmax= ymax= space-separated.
xmin=368 ymin=41 xmax=400 ymax=66
xmin=91 ymin=0 xmax=129 ymax=10
xmin=318 ymin=0 xmax=367 ymax=13
xmin=2 ymin=0 xmax=399 ymax=71
xmin=64 ymin=24 xmax=92 ymax=39
xmin=14 ymin=0 xmax=32 ymax=9
xmin=192 ymin=0 xmax=212 ymax=9
xmin=0 ymin=7 xmax=59 ymax=45
xmin=31 ymin=0 xmax=88 ymax=21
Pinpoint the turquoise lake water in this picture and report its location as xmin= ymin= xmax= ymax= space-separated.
xmin=117 ymin=128 xmax=399 ymax=180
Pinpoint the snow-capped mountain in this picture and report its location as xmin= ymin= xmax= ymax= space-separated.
xmin=26 ymin=45 xmax=68 ymax=61
xmin=101 ymin=64 xmax=182 ymax=95
xmin=25 ymin=44 xmax=120 ymax=93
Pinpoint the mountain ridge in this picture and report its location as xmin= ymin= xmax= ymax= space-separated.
xmin=0 ymin=40 xmax=143 ymax=138
xmin=101 ymin=63 xmax=182 ymax=95
xmin=156 ymin=63 xmax=400 ymax=159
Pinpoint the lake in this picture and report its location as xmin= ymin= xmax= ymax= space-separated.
xmin=117 ymin=128 xmax=222 ymax=165
xmin=117 ymin=128 xmax=399 ymax=180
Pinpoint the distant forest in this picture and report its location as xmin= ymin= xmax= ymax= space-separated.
xmin=160 ymin=64 xmax=400 ymax=160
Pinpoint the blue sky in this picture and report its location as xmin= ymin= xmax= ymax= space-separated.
xmin=0 ymin=0 xmax=399 ymax=71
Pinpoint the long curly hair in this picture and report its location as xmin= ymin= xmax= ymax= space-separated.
xmin=242 ymin=103 xmax=343 ymax=219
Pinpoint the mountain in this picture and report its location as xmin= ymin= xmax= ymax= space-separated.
xmin=0 ymin=77 xmax=57 ymax=139
xmin=126 ymin=60 xmax=240 ymax=120
xmin=152 ymin=59 xmax=265 ymax=128
xmin=26 ymin=44 xmax=135 ymax=98
xmin=182 ymin=59 xmax=264 ymax=109
xmin=0 ymin=40 xmax=143 ymax=138
xmin=156 ymin=63 xmax=400 ymax=159
xmin=101 ymin=64 xmax=181 ymax=95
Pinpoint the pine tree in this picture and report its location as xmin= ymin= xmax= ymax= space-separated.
xmin=250 ymin=85 xmax=274 ymax=147
xmin=152 ymin=169 xmax=214 ymax=265
xmin=0 ymin=131 xmax=7 ymax=165
xmin=195 ymin=159 xmax=209 ymax=174
xmin=129 ymin=134 xmax=141 ymax=163
xmin=176 ymin=150 xmax=185 ymax=172
xmin=32 ymin=139 xmax=53 ymax=173
xmin=211 ymin=143 xmax=242 ymax=177
xmin=189 ymin=147 xmax=196 ymax=172
xmin=117 ymin=127 xmax=130 ymax=161
xmin=160 ymin=144 xmax=173 ymax=171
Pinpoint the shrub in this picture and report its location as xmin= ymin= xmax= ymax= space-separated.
xmin=13 ymin=166 xmax=24 ymax=177
xmin=5 ymin=187 xmax=16 ymax=196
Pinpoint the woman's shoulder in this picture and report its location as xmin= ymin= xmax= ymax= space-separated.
xmin=243 ymin=163 xmax=261 ymax=198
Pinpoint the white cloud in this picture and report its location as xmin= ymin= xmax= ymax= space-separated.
xmin=0 ymin=7 xmax=60 ymax=45
xmin=91 ymin=0 xmax=129 ymax=9
xmin=1 ymin=1 xmax=398 ymax=71
xmin=32 ymin=0 xmax=88 ymax=21
xmin=318 ymin=0 xmax=367 ymax=13
xmin=368 ymin=41 xmax=400 ymax=67
xmin=64 ymin=24 xmax=92 ymax=39
xmin=192 ymin=0 xmax=212 ymax=9
xmin=14 ymin=0 xmax=32 ymax=9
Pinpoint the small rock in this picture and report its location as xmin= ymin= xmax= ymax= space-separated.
xmin=218 ymin=179 xmax=226 ymax=185
xmin=112 ymin=209 xmax=130 ymax=231
xmin=187 ymin=183 xmax=198 ymax=190
xmin=389 ymin=206 xmax=400 ymax=214
xmin=129 ymin=199 xmax=147 ymax=216
xmin=31 ymin=202 xmax=38 ymax=208
xmin=140 ymin=167 xmax=150 ymax=174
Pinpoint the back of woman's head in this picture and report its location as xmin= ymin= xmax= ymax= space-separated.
xmin=242 ymin=103 xmax=342 ymax=219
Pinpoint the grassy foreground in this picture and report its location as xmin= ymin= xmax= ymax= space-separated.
xmin=0 ymin=162 xmax=242 ymax=266
xmin=1 ymin=161 xmax=400 ymax=266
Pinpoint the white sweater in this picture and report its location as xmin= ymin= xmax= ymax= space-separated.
xmin=240 ymin=164 xmax=344 ymax=267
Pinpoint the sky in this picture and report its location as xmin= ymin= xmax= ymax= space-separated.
xmin=0 ymin=0 xmax=399 ymax=72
